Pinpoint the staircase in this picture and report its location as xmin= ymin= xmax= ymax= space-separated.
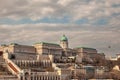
xmin=5 ymin=58 xmax=22 ymax=76
xmin=0 ymin=54 xmax=20 ymax=80
xmin=0 ymin=56 xmax=12 ymax=75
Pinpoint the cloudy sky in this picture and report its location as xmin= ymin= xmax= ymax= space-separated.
xmin=0 ymin=0 xmax=120 ymax=56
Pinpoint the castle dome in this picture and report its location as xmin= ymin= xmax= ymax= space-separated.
xmin=60 ymin=35 xmax=68 ymax=41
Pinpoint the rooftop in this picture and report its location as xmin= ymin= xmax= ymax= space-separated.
xmin=10 ymin=43 xmax=19 ymax=46
xmin=75 ymin=46 xmax=96 ymax=50
xmin=35 ymin=42 xmax=60 ymax=46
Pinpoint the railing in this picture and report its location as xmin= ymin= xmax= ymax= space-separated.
xmin=31 ymin=72 xmax=59 ymax=75
xmin=0 ymin=75 xmax=18 ymax=80
xmin=12 ymin=60 xmax=52 ymax=69
xmin=30 ymin=72 xmax=61 ymax=80
xmin=8 ymin=63 xmax=19 ymax=74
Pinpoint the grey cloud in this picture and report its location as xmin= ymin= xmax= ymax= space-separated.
xmin=0 ymin=0 xmax=120 ymax=21
xmin=0 ymin=0 xmax=120 ymax=56
xmin=0 ymin=24 xmax=120 ymax=56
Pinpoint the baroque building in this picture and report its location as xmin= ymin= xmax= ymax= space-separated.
xmin=0 ymin=35 xmax=106 ymax=80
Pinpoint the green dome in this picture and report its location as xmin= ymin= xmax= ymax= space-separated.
xmin=60 ymin=35 xmax=68 ymax=41
xmin=10 ymin=43 xmax=19 ymax=46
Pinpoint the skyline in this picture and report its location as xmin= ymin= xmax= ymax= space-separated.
xmin=0 ymin=0 xmax=120 ymax=56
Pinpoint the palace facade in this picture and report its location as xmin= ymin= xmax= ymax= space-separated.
xmin=0 ymin=35 xmax=105 ymax=80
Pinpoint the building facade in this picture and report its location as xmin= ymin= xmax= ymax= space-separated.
xmin=0 ymin=35 xmax=106 ymax=80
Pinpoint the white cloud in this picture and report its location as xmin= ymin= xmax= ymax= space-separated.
xmin=0 ymin=23 xmax=120 ymax=56
xmin=0 ymin=0 xmax=120 ymax=21
xmin=0 ymin=0 xmax=120 ymax=56
xmin=57 ymin=0 xmax=74 ymax=6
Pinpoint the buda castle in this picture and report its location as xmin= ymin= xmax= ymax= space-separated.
xmin=0 ymin=35 xmax=105 ymax=80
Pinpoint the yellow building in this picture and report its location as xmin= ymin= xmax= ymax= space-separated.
xmin=34 ymin=42 xmax=62 ymax=56
xmin=0 ymin=43 xmax=36 ymax=54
